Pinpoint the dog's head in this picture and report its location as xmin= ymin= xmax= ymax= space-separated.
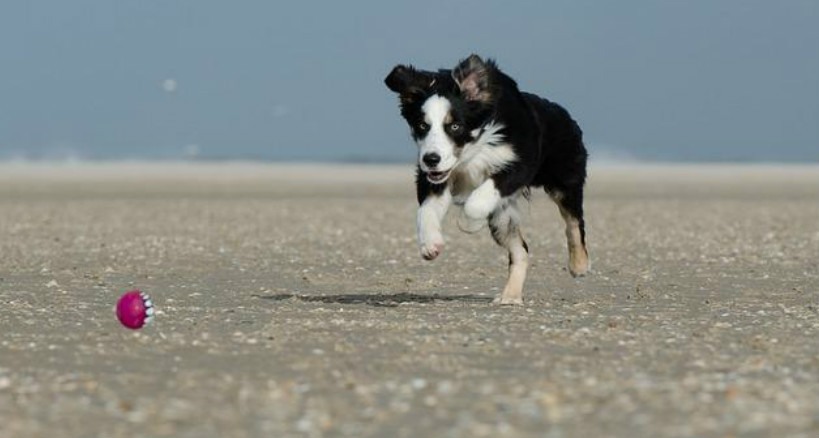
xmin=385 ymin=55 xmax=498 ymax=184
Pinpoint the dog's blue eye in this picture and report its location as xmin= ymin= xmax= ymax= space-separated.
xmin=449 ymin=123 xmax=461 ymax=132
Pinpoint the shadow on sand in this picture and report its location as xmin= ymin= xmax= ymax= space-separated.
xmin=251 ymin=292 xmax=493 ymax=307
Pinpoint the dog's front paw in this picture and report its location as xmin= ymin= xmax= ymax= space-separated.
xmin=457 ymin=212 xmax=486 ymax=233
xmin=463 ymin=199 xmax=493 ymax=223
xmin=420 ymin=237 xmax=444 ymax=261
xmin=462 ymin=181 xmax=500 ymax=222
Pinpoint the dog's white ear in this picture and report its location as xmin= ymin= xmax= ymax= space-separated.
xmin=452 ymin=54 xmax=494 ymax=103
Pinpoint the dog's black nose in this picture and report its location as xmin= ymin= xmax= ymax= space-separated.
xmin=422 ymin=153 xmax=441 ymax=168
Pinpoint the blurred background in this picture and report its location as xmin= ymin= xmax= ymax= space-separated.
xmin=1 ymin=0 xmax=817 ymax=163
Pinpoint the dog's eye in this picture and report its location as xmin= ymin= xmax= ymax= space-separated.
xmin=417 ymin=122 xmax=429 ymax=131
xmin=449 ymin=123 xmax=461 ymax=132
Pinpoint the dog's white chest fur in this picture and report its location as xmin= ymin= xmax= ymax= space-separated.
xmin=449 ymin=122 xmax=516 ymax=204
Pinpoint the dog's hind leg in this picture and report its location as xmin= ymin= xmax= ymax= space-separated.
xmin=489 ymin=198 xmax=529 ymax=305
xmin=549 ymin=187 xmax=589 ymax=277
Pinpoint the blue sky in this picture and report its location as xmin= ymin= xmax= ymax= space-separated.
xmin=1 ymin=0 xmax=817 ymax=162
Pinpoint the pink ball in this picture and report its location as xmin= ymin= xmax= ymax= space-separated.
xmin=116 ymin=290 xmax=154 ymax=329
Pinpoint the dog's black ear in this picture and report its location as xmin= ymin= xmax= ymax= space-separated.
xmin=384 ymin=64 xmax=434 ymax=96
xmin=452 ymin=54 xmax=495 ymax=103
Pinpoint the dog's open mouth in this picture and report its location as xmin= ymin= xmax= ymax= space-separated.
xmin=426 ymin=170 xmax=451 ymax=184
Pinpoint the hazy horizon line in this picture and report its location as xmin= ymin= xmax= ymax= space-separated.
xmin=1 ymin=156 xmax=817 ymax=166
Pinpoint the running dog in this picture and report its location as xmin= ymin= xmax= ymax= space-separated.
xmin=384 ymin=54 xmax=589 ymax=304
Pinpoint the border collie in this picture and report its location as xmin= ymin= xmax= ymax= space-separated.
xmin=384 ymin=54 xmax=589 ymax=305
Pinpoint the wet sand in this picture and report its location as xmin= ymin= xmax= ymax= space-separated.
xmin=1 ymin=163 xmax=818 ymax=437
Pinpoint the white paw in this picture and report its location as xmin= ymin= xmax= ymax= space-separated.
xmin=463 ymin=198 xmax=494 ymax=222
xmin=457 ymin=212 xmax=486 ymax=233
xmin=463 ymin=180 xmax=500 ymax=221
xmin=492 ymin=295 xmax=524 ymax=306
xmin=420 ymin=236 xmax=444 ymax=261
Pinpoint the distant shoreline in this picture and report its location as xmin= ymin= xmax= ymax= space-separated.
xmin=1 ymin=161 xmax=817 ymax=184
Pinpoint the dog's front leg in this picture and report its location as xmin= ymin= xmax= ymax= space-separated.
xmin=459 ymin=178 xmax=501 ymax=232
xmin=417 ymin=189 xmax=451 ymax=260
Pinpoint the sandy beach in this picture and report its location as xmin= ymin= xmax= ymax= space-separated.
xmin=1 ymin=162 xmax=818 ymax=437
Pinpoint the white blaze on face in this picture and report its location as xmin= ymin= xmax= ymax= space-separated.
xmin=418 ymin=95 xmax=457 ymax=171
